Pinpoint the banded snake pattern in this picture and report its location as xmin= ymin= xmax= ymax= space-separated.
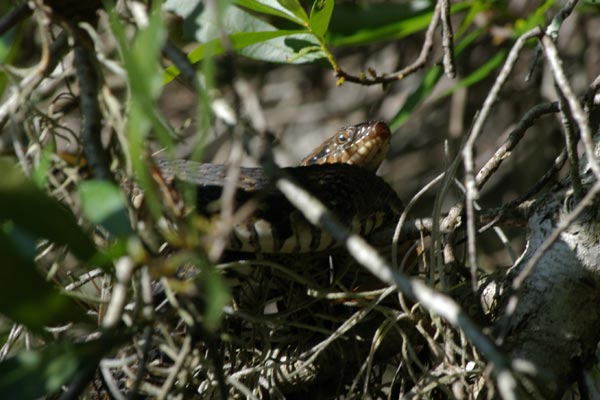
xmin=158 ymin=121 xmax=403 ymax=253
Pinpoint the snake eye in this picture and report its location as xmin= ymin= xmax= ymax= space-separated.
xmin=336 ymin=132 xmax=348 ymax=144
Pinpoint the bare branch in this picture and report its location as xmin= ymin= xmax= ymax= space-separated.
xmin=462 ymin=27 xmax=541 ymax=286
xmin=439 ymin=0 xmax=456 ymax=78
xmin=335 ymin=3 xmax=441 ymax=85
xmin=0 ymin=3 xmax=32 ymax=36
xmin=241 ymin=128 xmax=520 ymax=398
xmin=541 ymin=35 xmax=600 ymax=181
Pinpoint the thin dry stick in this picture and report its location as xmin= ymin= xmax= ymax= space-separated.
xmin=494 ymin=163 xmax=600 ymax=376
xmin=461 ymin=27 xmax=541 ymax=288
xmin=505 ymin=180 xmax=600 ymax=311
xmin=240 ymin=126 xmax=519 ymax=398
xmin=158 ymin=336 xmax=192 ymax=400
xmin=290 ymin=286 xmax=398 ymax=380
xmin=162 ymin=39 xmax=200 ymax=90
xmin=439 ymin=0 xmax=456 ymax=78
xmin=0 ymin=3 xmax=32 ymax=36
xmin=556 ymin=87 xmax=583 ymax=196
xmin=392 ymin=172 xmax=445 ymax=269
xmin=541 ymin=35 xmax=600 ymax=180
xmin=273 ymin=177 xmax=519 ymax=399
xmin=0 ymin=21 xmax=68 ymax=130
xmin=474 ymin=102 xmax=559 ymax=189
xmin=102 ymin=257 xmax=135 ymax=329
xmin=546 ymin=0 xmax=580 ymax=42
xmin=335 ymin=3 xmax=441 ymax=85
xmin=525 ymin=0 xmax=580 ymax=82
xmin=583 ymin=73 xmax=600 ymax=110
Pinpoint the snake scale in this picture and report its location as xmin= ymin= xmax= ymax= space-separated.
xmin=158 ymin=121 xmax=403 ymax=253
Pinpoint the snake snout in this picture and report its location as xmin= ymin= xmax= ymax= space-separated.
xmin=369 ymin=120 xmax=391 ymax=141
xmin=300 ymin=120 xmax=392 ymax=172
xmin=351 ymin=120 xmax=391 ymax=171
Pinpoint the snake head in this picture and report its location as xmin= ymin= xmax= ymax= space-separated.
xmin=300 ymin=120 xmax=391 ymax=172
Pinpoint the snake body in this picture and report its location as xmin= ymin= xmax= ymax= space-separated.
xmin=158 ymin=121 xmax=402 ymax=253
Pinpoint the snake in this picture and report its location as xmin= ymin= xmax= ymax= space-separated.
xmin=157 ymin=121 xmax=402 ymax=253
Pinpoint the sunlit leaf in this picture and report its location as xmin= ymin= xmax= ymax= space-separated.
xmin=309 ymin=0 xmax=334 ymax=38
xmin=276 ymin=0 xmax=308 ymax=24
xmin=329 ymin=2 xmax=470 ymax=47
xmin=234 ymin=0 xmax=305 ymax=24
xmin=0 ymin=333 xmax=127 ymax=399
xmin=109 ymin=5 xmax=171 ymax=222
xmin=0 ymin=225 xmax=90 ymax=332
xmin=164 ymin=4 xmax=323 ymax=82
xmin=201 ymin=266 xmax=230 ymax=331
xmin=175 ymin=29 xmax=305 ymax=66
xmin=0 ymin=159 xmax=96 ymax=261
xmin=79 ymin=181 xmax=133 ymax=238
xmin=514 ymin=0 xmax=554 ymax=36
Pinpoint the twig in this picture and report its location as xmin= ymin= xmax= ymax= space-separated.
xmin=127 ymin=327 xmax=153 ymax=400
xmin=335 ymin=3 xmax=441 ymax=85
xmin=475 ymin=102 xmax=559 ymax=189
xmin=162 ymin=39 xmax=199 ymax=90
xmin=439 ymin=0 xmax=456 ymax=78
xmin=242 ymin=130 xmax=519 ymax=398
xmin=546 ymin=0 xmax=580 ymax=42
xmin=506 ymin=148 xmax=567 ymax=209
xmin=462 ymin=27 xmax=541 ymax=288
xmin=0 ymin=3 xmax=32 ymax=36
xmin=511 ymin=181 xmax=600 ymax=291
xmin=100 ymin=359 xmax=128 ymax=400
xmin=157 ymin=336 xmax=192 ymax=400
xmin=291 ymin=286 xmax=397 ymax=379
xmin=583 ymin=73 xmax=600 ymax=111
xmin=541 ymin=35 xmax=600 ymax=180
xmin=0 ymin=324 xmax=24 ymax=360
xmin=102 ymin=257 xmax=135 ymax=329
xmin=0 ymin=32 xmax=68 ymax=130
xmin=392 ymin=172 xmax=445 ymax=268
xmin=556 ymin=87 xmax=583 ymax=196
xmin=525 ymin=0 xmax=580 ymax=81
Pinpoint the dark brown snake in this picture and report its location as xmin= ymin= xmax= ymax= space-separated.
xmin=158 ymin=121 xmax=403 ymax=253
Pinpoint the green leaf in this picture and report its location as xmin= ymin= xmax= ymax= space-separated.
xmin=234 ymin=0 xmax=305 ymax=25
xmin=0 ymin=225 xmax=90 ymax=333
xmin=309 ymin=0 xmax=334 ymax=38
xmin=31 ymin=144 xmax=54 ymax=188
xmin=329 ymin=2 xmax=470 ymax=47
xmin=276 ymin=0 xmax=308 ymax=24
xmin=238 ymin=32 xmax=323 ymax=63
xmin=110 ymin=5 xmax=173 ymax=222
xmin=110 ymin=6 xmax=166 ymax=101
xmin=79 ymin=181 xmax=133 ymax=238
xmin=201 ymin=266 xmax=230 ymax=331
xmin=0 ymin=21 xmax=24 ymax=96
xmin=514 ymin=0 xmax=554 ymax=36
xmin=0 ymin=159 xmax=97 ymax=261
xmin=164 ymin=5 xmax=324 ymax=82
xmin=187 ymin=29 xmax=306 ymax=63
xmin=0 ymin=333 xmax=127 ymax=399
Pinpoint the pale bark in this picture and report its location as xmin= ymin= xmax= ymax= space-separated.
xmin=489 ymin=186 xmax=600 ymax=398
